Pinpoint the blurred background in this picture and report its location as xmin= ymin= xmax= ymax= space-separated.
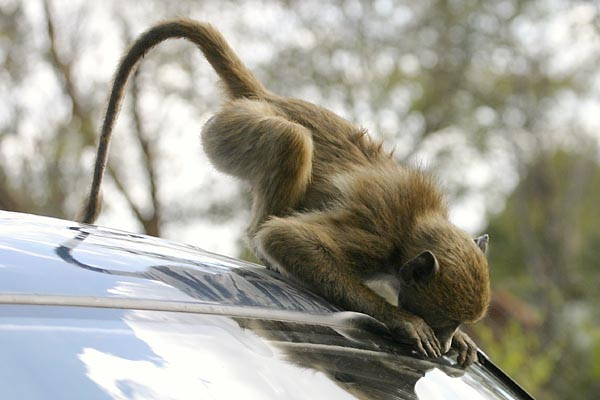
xmin=1 ymin=0 xmax=599 ymax=397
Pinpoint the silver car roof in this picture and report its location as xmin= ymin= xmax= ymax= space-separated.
xmin=0 ymin=211 xmax=532 ymax=400
xmin=0 ymin=211 xmax=343 ymax=312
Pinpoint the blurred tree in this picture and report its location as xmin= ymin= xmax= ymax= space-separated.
xmin=481 ymin=149 xmax=600 ymax=399
xmin=0 ymin=0 xmax=252 ymax=245
xmin=0 ymin=0 xmax=599 ymax=398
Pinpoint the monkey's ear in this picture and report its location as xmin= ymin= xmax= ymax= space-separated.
xmin=474 ymin=234 xmax=489 ymax=254
xmin=398 ymin=251 xmax=439 ymax=285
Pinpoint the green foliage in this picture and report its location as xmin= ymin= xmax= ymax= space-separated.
xmin=484 ymin=150 xmax=600 ymax=398
xmin=474 ymin=322 xmax=560 ymax=397
xmin=487 ymin=150 xmax=600 ymax=301
xmin=591 ymin=328 xmax=600 ymax=380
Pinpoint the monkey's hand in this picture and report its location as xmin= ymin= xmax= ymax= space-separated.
xmin=388 ymin=315 xmax=442 ymax=358
xmin=451 ymin=330 xmax=478 ymax=368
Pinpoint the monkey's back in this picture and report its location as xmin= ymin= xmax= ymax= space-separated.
xmin=269 ymin=95 xmax=408 ymax=211
xmin=271 ymin=96 xmax=382 ymax=163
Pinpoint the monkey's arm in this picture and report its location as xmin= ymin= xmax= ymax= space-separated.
xmin=254 ymin=213 xmax=442 ymax=358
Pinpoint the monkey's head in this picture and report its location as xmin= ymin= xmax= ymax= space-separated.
xmin=397 ymin=220 xmax=490 ymax=353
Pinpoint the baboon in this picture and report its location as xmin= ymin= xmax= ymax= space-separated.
xmin=82 ymin=19 xmax=491 ymax=367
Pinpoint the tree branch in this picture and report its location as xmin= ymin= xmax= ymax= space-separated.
xmin=129 ymin=68 xmax=161 ymax=236
xmin=43 ymin=0 xmax=153 ymax=233
xmin=42 ymin=0 xmax=92 ymax=141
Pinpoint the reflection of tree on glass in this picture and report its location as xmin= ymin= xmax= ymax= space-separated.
xmin=55 ymin=226 xmax=337 ymax=312
xmin=46 ymin=224 xmax=529 ymax=400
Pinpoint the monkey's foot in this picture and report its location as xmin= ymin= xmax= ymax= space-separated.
xmin=451 ymin=330 xmax=478 ymax=368
xmin=388 ymin=316 xmax=442 ymax=358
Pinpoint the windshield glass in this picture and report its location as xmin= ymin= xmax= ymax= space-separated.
xmin=0 ymin=305 xmax=525 ymax=400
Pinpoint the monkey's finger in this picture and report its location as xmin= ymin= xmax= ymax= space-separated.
xmin=432 ymin=334 xmax=441 ymax=353
xmin=463 ymin=333 xmax=478 ymax=350
xmin=423 ymin=337 xmax=440 ymax=358
xmin=429 ymin=334 xmax=441 ymax=357
xmin=457 ymin=348 xmax=467 ymax=367
xmin=415 ymin=323 xmax=440 ymax=357
xmin=413 ymin=338 xmax=429 ymax=357
xmin=423 ymin=327 xmax=442 ymax=357
xmin=422 ymin=338 xmax=440 ymax=358
xmin=452 ymin=337 xmax=469 ymax=367
xmin=461 ymin=337 xmax=478 ymax=367
xmin=463 ymin=348 xmax=478 ymax=368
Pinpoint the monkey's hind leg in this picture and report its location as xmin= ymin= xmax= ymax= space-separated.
xmin=202 ymin=99 xmax=313 ymax=224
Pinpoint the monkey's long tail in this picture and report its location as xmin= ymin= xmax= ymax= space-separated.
xmin=81 ymin=19 xmax=267 ymax=224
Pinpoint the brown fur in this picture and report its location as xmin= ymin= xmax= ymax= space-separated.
xmin=82 ymin=18 xmax=490 ymax=367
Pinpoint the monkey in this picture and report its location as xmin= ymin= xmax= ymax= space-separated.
xmin=81 ymin=18 xmax=491 ymax=367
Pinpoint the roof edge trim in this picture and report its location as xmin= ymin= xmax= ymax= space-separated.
xmin=0 ymin=293 xmax=388 ymax=333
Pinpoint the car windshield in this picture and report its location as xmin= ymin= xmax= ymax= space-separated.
xmin=0 ymin=304 xmax=524 ymax=400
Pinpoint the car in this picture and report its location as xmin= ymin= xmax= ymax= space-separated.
xmin=0 ymin=211 xmax=533 ymax=399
